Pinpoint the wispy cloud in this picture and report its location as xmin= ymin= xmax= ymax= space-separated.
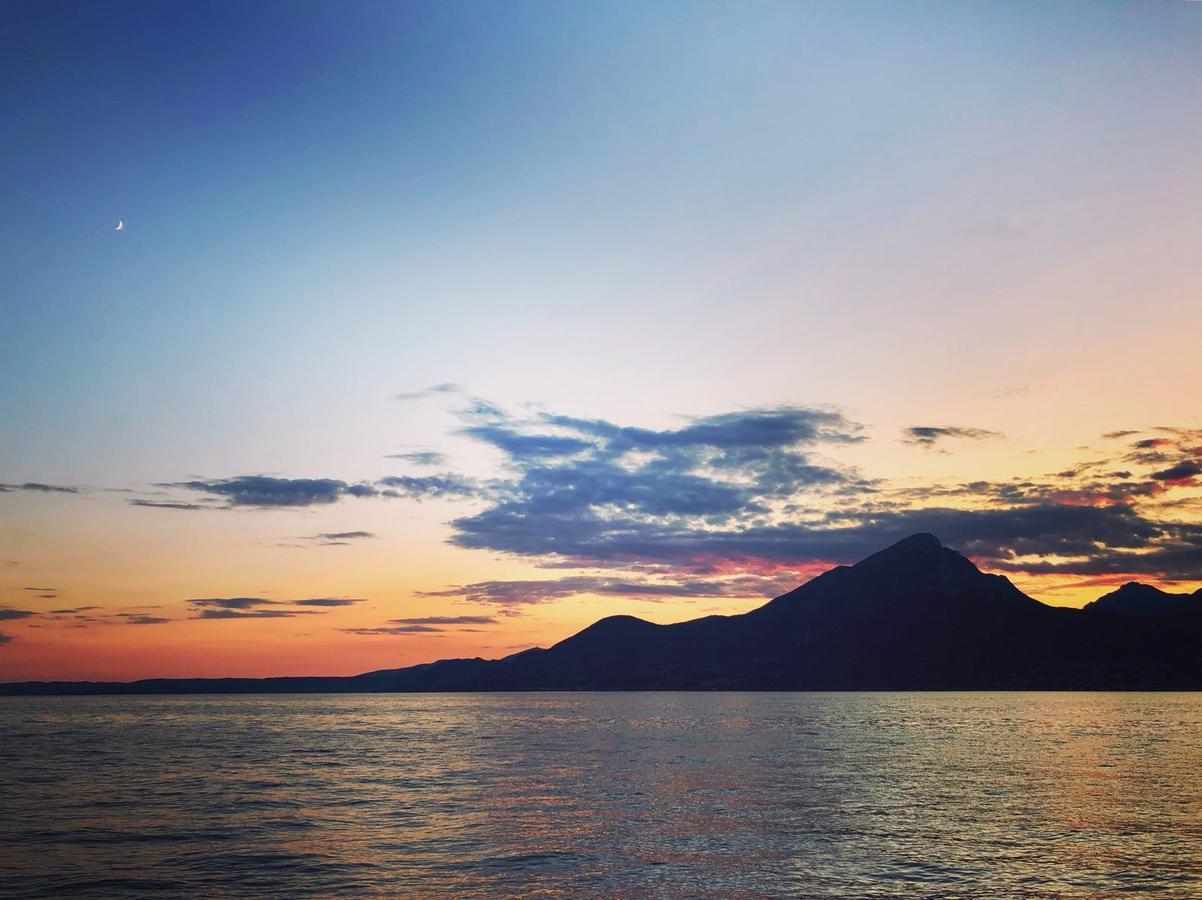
xmin=25 ymin=395 xmax=1202 ymax=600
xmin=421 ymin=576 xmax=782 ymax=607
xmin=384 ymin=451 xmax=448 ymax=466
xmin=186 ymin=596 xmax=365 ymax=618
xmin=342 ymin=625 xmax=446 ymax=635
xmin=0 ymin=482 xmax=81 ymax=494
xmin=116 ymin=614 xmax=171 ymax=625
xmin=305 ymin=531 xmax=377 ymax=546
xmin=342 ymin=614 xmax=499 ymax=636
xmin=188 ymin=597 xmax=280 ymax=610
xmin=425 ymin=402 xmax=1202 ymax=585
xmin=194 ymin=608 xmax=320 ymax=619
xmin=376 ymin=474 xmax=480 ymax=500
xmin=394 ymin=382 xmax=463 ymax=402
xmin=167 ymin=476 xmax=375 ymax=508
xmin=902 ymin=426 xmax=1004 ymax=449
xmin=147 ymin=472 xmax=481 ymax=509
xmin=128 ymin=499 xmax=210 ymax=511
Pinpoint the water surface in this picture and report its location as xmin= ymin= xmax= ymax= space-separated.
xmin=2 ymin=692 xmax=1200 ymax=897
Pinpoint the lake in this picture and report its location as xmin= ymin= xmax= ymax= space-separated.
xmin=2 ymin=692 xmax=1200 ymax=897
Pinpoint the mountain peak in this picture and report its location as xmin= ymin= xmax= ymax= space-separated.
xmin=756 ymin=530 xmax=1038 ymax=627
xmin=1115 ymin=582 xmax=1161 ymax=595
xmin=889 ymin=532 xmax=943 ymax=552
xmin=854 ymin=532 xmax=957 ymax=572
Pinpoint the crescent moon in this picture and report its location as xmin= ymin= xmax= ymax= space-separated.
xmin=115 ymin=220 xmax=124 ymax=231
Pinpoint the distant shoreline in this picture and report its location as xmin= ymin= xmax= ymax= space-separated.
xmin=8 ymin=684 xmax=1202 ymax=696
xmin=8 ymin=534 xmax=1202 ymax=694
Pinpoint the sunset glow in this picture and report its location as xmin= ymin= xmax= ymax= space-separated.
xmin=3 ymin=1 xmax=1202 ymax=682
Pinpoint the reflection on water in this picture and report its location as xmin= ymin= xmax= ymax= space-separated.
xmin=2 ymin=693 xmax=1201 ymax=897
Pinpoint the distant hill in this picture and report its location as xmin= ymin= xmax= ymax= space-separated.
xmin=6 ymin=533 xmax=1202 ymax=694
xmin=1082 ymin=582 xmax=1202 ymax=618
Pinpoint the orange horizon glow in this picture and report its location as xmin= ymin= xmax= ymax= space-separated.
xmin=4 ymin=1 xmax=1202 ymax=683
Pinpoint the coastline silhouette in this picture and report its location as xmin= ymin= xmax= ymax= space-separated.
xmin=6 ymin=534 xmax=1200 ymax=695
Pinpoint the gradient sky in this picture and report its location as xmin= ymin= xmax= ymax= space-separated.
xmin=3 ymin=1 xmax=1202 ymax=681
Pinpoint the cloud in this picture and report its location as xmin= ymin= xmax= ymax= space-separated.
xmin=986 ymin=538 xmax=1202 ymax=578
xmin=187 ymin=596 xmax=363 ymax=616
xmin=893 ymin=472 xmax=1169 ymax=509
xmin=341 ymin=614 xmax=499 ymax=636
xmin=432 ymin=404 xmax=888 ymax=584
xmin=305 ymin=531 xmax=377 ymax=546
xmin=384 ymin=451 xmax=448 ymax=466
xmin=421 ymin=576 xmax=778 ymax=607
xmin=117 ymin=614 xmax=171 ymax=625
xmin=23 ymin=587 xmax=57 ymax=592
xmin=50 ymin=607 xmax=100 ymax=614
xmin=535 ymin=406 xmax=863 ymax=453
xmin=194 ymin=609 xmax=321 ymax=619
xmin=903 ymin=426 xmax=1004 ymax=449
xmin=0 ymin=609 xmax=35 ymax=621
xmin=377 ymin=474 xmax=480 ymax=499
xmin=1151 ymin=461 xmax=1202 ymax=483
xmin=439 ymin=408 xmax=1202 ymax=583
xmin=341 ymin=625 xmax=446 ymax=635
xmin=451 ymin=405 xmax=863 ymax=538
xmin=128 ymin=499 xmax=210 ymax=511
xmin=0 ymin=633 xmax=11 ymax=646
xmin=461 ymin=425 xmax=595 ymax=459
xmin=0 ymin=482 xmax=81 ymax=494
xmin=60 ymin=397 xmax=1202 ymax=601
xmin=169 ymin=476 xmax=372 ymax=508
xmin=188 ymin=597 xmax=280 ymax=610
xmin=156 ymin=472 xmax=480 ymax=509
xmin=394 ymin=382 xmax=463 ymax=401
xmin=992 ymin=384 xmax=1032 ymax=398
xmin=1103 ymin=430 xmax=1141 ymax=439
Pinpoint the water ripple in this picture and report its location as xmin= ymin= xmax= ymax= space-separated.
xmin=3 ymin=693 xmax=1202 ymax=897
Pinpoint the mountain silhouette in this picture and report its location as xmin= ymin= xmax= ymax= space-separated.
xmin=6 ymin=533 xmax=1202 ymax=694
xmin=1083 ymin=582 xmax=1202 ymax=618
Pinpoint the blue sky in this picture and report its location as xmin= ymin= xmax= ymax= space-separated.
xmin=3 ymin=2 xmax=1202 ymax=678
xmin=6 ymin=1 xmax=1200 ymax=481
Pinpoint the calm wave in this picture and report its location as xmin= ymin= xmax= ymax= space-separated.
xmin=2 ymin=693 xmax=1201 ymax=897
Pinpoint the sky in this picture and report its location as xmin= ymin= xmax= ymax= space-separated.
xmin=2 ymin=1 xmax=1202 ymax=681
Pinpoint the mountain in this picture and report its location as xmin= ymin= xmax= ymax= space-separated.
xmin=5 ymin=533 xmax=1202 ymax=694
xmin=1083 ymin=582 xmax=1202 ymax=618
